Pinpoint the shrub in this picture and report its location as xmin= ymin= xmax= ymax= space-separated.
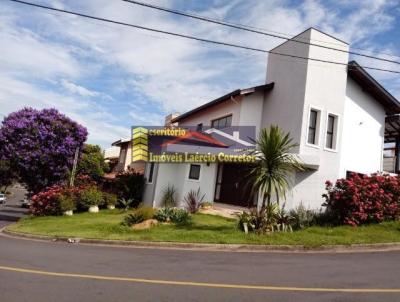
xmin=30 ymin=185 xmax=81 ymax=216
xmin=236 ymin=203 xmax=294 ymax=233
xmin=154 ymin=207 xmax=174 ymax=222
xmin=113 ymin=168 xmax=144 ymax=207
xmin=122 ymin=206 xmax=155 ymax=226
xmin=289 ymin=203 xmax=317 ymax=230
xmin=30 ymin=186 xmax=63 ymax=216
xmin=161 ymin=185 xmax=177 ymax=208
xmin=169 ymin=208 xmax=191 ymax=225
xmin=118 ymin=198 xmax=134 ymax=211
xmin=275 ymin=205 xmax=294 ymax=232
xmin=58 ymin=193 xmax=76 ymax=212
xmin=184 ymin=188 xmax=205 ymax=214
xmin=153 ymin=208 xmax=190 ymax=225
xmin=103 ymin=192 xmax=117 ymax=206
xmin=236 ymin=211 xmax=253 ymax=232
xmin=323 ymin=173 xmax=400 ymax=226
xmin=79 ymin=187 xmax=103 ymax=209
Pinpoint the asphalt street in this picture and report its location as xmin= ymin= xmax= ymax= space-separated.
xmin=0 ymin=186 xmax=399 ymax=302
xmin=0 ymin=234 xmax=399 ymax=301
xmin=0 ymin=185 xmax=27 ymax=228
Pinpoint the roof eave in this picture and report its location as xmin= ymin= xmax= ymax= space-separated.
xmin=348 ymin=61 xmax=400 ymax=115
xmin=172 ymin=83 xmax=274 ymax=123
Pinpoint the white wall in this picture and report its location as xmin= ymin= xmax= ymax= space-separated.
xmin=339 ymin=77 xmax=385 ymax=176
xmin=238 ymin=91 xmax=264 ymax=135
xmin=262 ymin=30 xmax=311 ymax=149
xmin=142 ymin=163 xmax=159 ymax=207
xmin=262 ymin=28 xmax=350 ymax=209
xmin=149 ymin=163 xmax=218 ymax=208
xmin=290 ymin=29 xmax=349 ymax=209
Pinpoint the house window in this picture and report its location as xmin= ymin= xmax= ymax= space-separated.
xmin=211 ymin=115 xmax=232 ymax=129
xmin=147 ymin=162 xmax=155 ymax=183
xmin=326 ymin=114 xmax=338 ymax=150
xmin=307 ymin=109 xmax=320 ymax=145
xmin=196 ymin=123 xmax=203 ymax=132
xmin=188 ymin=164 xmax=201 ymax=180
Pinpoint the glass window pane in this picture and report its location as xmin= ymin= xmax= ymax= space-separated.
xmin=189 ymin=164 xmax=201 ymax=180
xmin=308 ymin=129 xmax=316 ymax=144
xmin=212 ymin=115 xmax=232 ymax=129
xmin=309 ymin=110 xmax=317 ymax=128
xmin=226 ymin=115 xmax=232 ymax=127
xmin=328 ymin=115 xmax=335 ymax=133
xmin=326 ymin=133 xmax=333 ymax=149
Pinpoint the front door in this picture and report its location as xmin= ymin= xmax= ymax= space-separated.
xmin=214 ymin=163 xmax=254 ymax=207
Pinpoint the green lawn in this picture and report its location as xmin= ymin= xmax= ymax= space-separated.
xmin=7 ymin=210 xmax=400 ymax=247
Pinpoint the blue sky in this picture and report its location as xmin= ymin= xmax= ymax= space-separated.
xmin=0 ymin=0 xmax=399 ymax=148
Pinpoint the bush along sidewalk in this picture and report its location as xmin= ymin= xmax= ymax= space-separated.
xmin=323 ymin=173 xmax=400 ymax=226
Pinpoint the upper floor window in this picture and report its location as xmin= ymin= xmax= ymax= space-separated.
xmin=325 ymin=114 xmax=338 ymax=150
xmin=307 ymin=109 xmax=320 ymax=145
xmin=211 ymin=115 xmax=232 ymax=129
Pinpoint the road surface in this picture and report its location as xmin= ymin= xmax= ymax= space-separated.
xmin=0 ymin=185 xmax=27 ymax=228
xmin=0 ymin=234 xmax=399 ymax=301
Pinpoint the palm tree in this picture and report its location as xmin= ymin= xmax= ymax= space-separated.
xmin=248 ymin=125 xmax=304 ymax=211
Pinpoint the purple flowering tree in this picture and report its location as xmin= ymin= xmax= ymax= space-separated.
xmin=0 ymin=108 xmax=88 ymax=193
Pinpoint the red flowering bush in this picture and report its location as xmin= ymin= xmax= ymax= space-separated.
xmin=323 ymin=173 xmax=400 ymax=226
xmin=30 ymin=185 xmax=83 ymax=216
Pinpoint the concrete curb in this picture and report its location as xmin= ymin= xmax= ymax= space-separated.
xmin=3 ymin=228 xmax=400 ymax=253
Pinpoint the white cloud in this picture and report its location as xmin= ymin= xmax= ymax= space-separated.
xmin=60 ymin=79 xmax=99 ymax=97
xmin=129 ymin=110 xmax=165 ymax=126
xmin=0 ymin=15 xmax=82 ymax=79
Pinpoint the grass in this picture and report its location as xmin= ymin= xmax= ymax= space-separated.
xmin=7 ymin=210 xmax=400 ymax=247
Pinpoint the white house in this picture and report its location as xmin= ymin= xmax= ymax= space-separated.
xmin=115 ymin=28 xmax=400 ymax=210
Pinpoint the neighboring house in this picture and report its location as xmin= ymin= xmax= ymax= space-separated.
xmin=116 ymin=28 xmax=400 ymax=210
xmin=112 ymin=138 xmax=145 ymax=174
xmin=103 ymin=146 xmax=120 ymax=172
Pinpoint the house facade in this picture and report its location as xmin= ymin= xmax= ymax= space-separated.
xmin=114 ymin=28 xmax=400 ymax=210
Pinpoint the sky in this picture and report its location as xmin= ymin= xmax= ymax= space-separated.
xmin=0 ymin=0 xmax=399 ymax=148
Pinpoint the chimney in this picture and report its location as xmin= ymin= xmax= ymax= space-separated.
xmin=164 ymin=113 xmax=180 ymax=127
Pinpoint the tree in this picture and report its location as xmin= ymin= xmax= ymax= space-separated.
xmin=0 ymin=108 xmax=87 ymax=194
xmin=248 ymin=125 xmax=304 ymax=210
xmin=0 ymin=160 xmax=17 ymax=193
xmin=77 ymin=144 xmax=109 ymax=181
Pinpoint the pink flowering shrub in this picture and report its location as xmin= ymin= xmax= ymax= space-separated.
xmin=323 ymin=173 xmax=400 ymax=226
xmin=30 ymin=185 xmax=83 ymax=216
